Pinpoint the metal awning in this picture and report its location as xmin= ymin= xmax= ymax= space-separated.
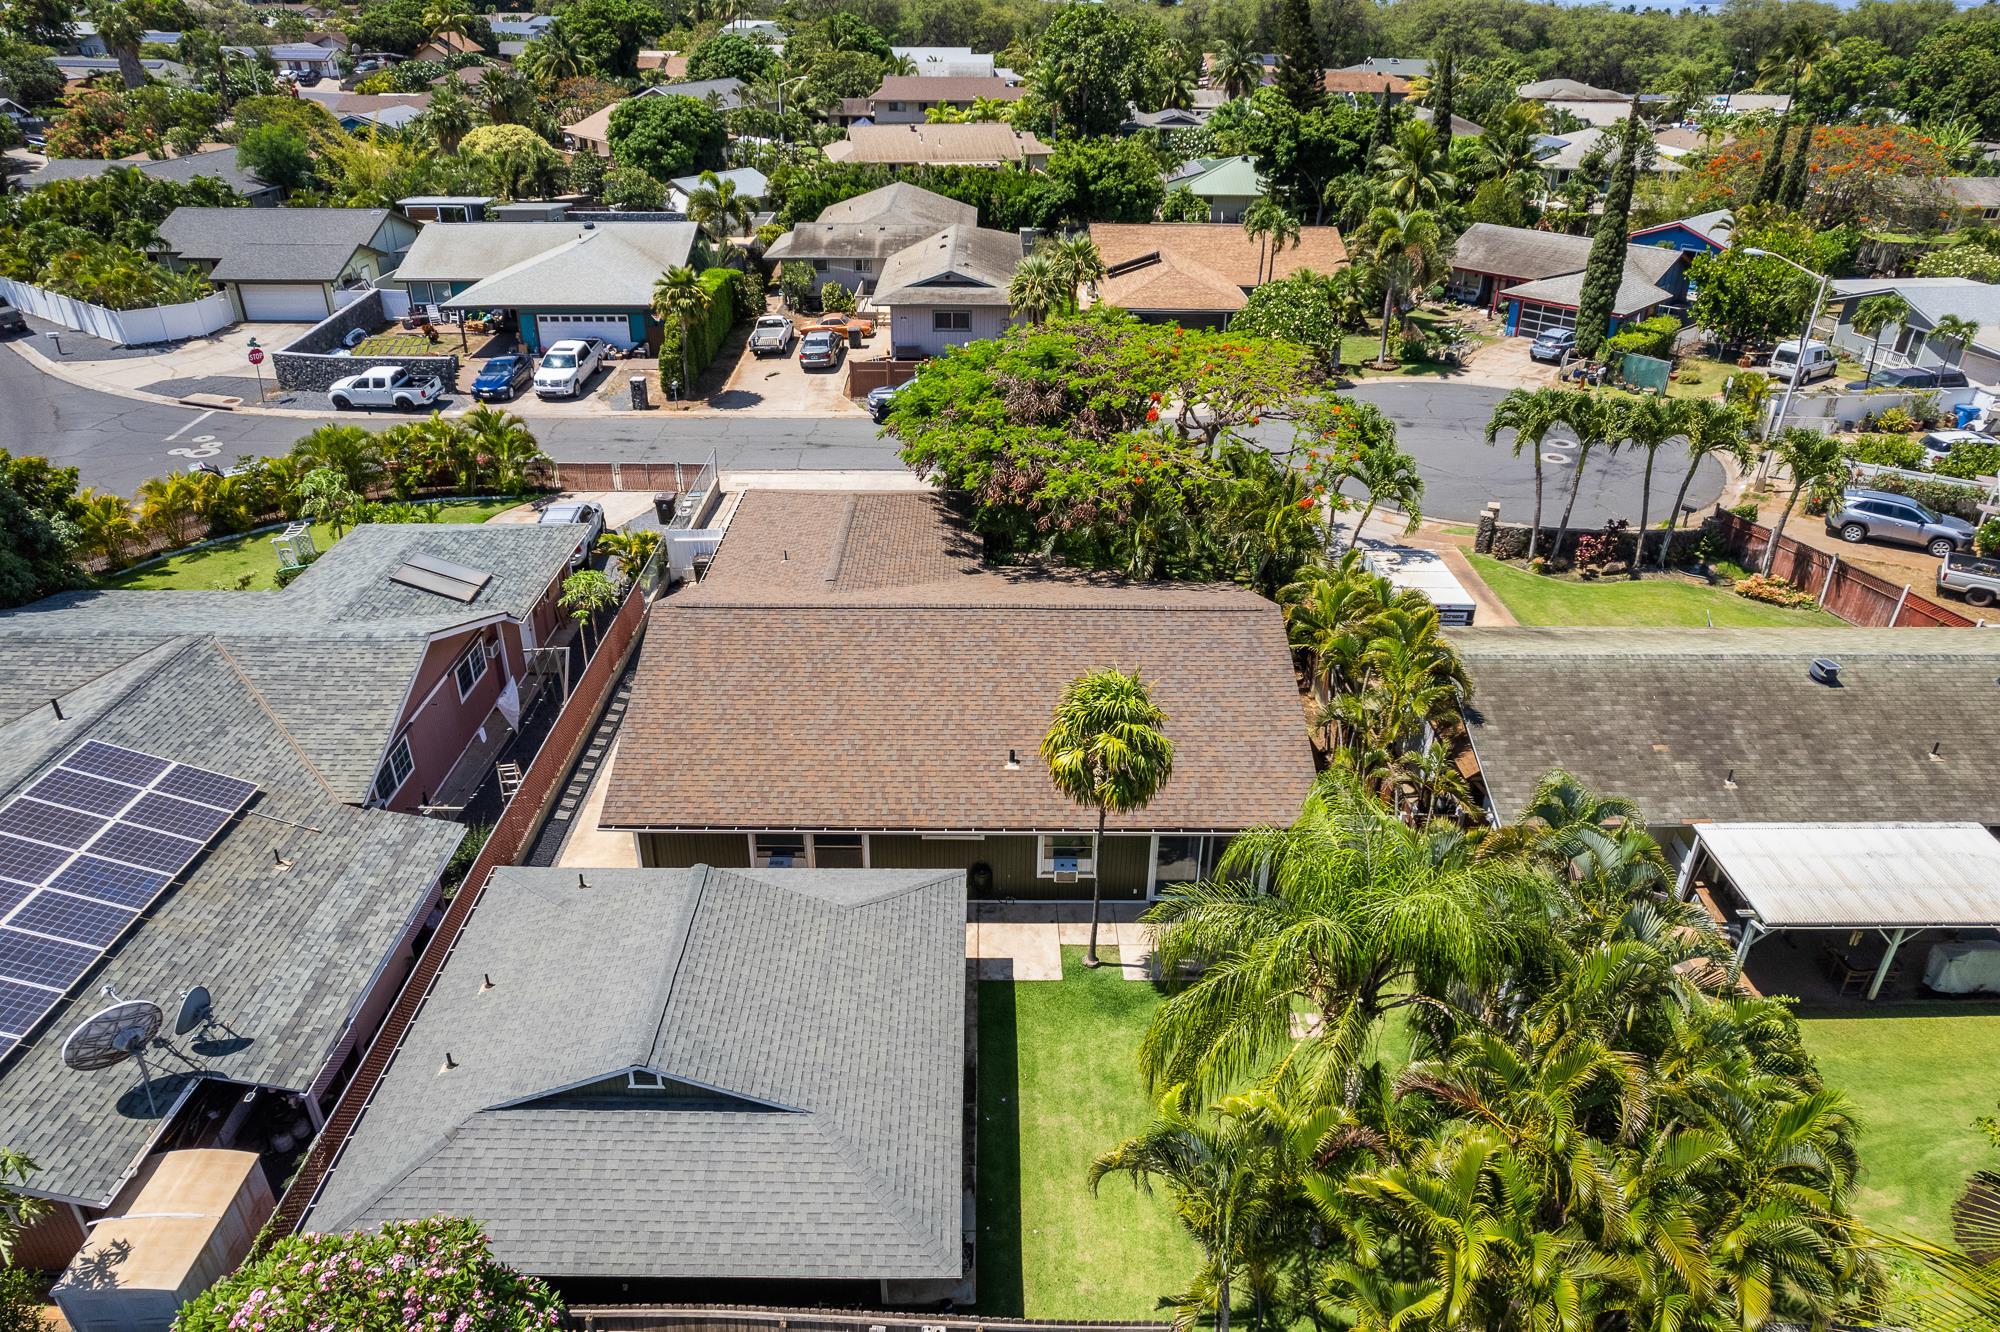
xmin=1695 ymin=822 xmax=2000 ymax=929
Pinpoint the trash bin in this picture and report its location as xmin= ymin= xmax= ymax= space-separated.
xmin=847 ymin=326 xmax=862 ymax=349
xmin=629 ymin=375 xmax=649 ymax=411
xmin=1958 ymin=402 xmax=1981 ymax=428
xmin=653 ymin=491 xmax=678 ymax=524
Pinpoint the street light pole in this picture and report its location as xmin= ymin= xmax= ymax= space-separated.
xmin=1744 ymin=246 xmax=1831 ymax=449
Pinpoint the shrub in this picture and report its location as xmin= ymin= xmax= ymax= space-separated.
xmin=820 ymin=280 xmax=854 ymax=313
xmin=730 ymin=266 xmax=765 ymax=316
xmin=755 ymin=221 xmax=784 ymax=246
xmin=1843 ymin=432 xmax=1928 ymax=469
xmin=1935 ymin=438 xmax=2000 ymax=481
xmin=1733 ymin=574 xmax=1818 ymax=608
xmin=656 ymin=266 xmax=739 ymax=392
xmin=1872 ymin=405 xmax=1920 ymax=433
xmin=779 ymin=260 xmax=816 ymax=310
xmin=1863 ymin=470 xmax=1987 ymax=520
xmin=1606 ymin=314 xmax=1681 ymax=361
xmin=1977 ymin=517 xmax=2000 ymax=556
xmin=172 ymin=1216 xmax=561 ymax=1332
xmin=1727 ymin=499 xmax=1761 ymax=521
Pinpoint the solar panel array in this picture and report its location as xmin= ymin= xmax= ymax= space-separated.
xmin=0 ymin=742 xmax=255 ymax=1062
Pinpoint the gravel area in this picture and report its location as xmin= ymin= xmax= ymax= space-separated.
xmin=140 ymin=374 xmax=335 ymax=411
xmin=18 ymin=314 xmax=189 ymax=363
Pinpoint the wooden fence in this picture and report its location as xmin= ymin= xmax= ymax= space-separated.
xmin=267 ymin=571 xmax=653 ymax=1239
xmin=571 ymin=1306 xmax=1170 ymax=1332
xmin=553 ymin=461 xmax=713 ymax=493
xmin=1714 ymin=511 xmax=1979 ymax=628
xmin=844 ymin=358 xmax=924 ymax=399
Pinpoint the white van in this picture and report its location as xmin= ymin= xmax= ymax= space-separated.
xmin=1768 ymin=339 xmax=1838 ymax=384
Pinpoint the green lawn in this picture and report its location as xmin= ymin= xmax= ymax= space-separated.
xmin=1467 ymin=553 xmax=1844 ymax=628
xmin=1800 ymin=1007 xmax=2000 ymax=1241
xmin=976 ymin=947 xmax=1193 ymax=1319
xmin=106 ymin=500 xmax=521 ymax=592
xmin=1342 ymin=309 xmax=1489 ymax=378
xmin=351 ymin=330 xmax=447 ymax=357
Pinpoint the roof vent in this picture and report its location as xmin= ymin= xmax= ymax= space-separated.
xmin=1808 ymin=657 xmax=1841 ymax=686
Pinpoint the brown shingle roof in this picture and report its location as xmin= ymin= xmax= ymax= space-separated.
xmin=869 ymin=76 xmax=1025 ymax=103
xmin=602 ymin=491 xmax=1314 ymax=832
xmin=1096 ymin=249 xmax=1251 ymax=315
xmin=825 ymin=123 xmax=1050 ymax=165
xmin=1088 ymin=222 xmax=1348 ymax=288
xmin=1322 ymin=70 xmax=1410 ymax=95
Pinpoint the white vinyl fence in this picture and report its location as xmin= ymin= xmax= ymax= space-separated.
xmin=0 ymin=276 xmax=234 ymax=346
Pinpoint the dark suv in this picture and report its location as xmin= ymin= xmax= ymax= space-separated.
xmin=0 ymin=301 xmax=25 ymax=337
xmin=1845 ymin=365 xmax=1970 ymax=390
xmin=1824 ymin=487 xmax=1975 ymax=557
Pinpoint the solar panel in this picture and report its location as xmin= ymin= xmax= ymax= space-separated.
xmin=0 ymin=743 xmax=256 ymax=1057
xmin=390 ymin=551 xmax=491 ymax=603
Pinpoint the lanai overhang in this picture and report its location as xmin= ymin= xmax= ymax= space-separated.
xmin=1679 ymin=821 xmax=2000 ymax=999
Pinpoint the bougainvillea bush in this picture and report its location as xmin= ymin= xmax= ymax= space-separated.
xmin=173 ymin=1216 xmax=562 ymax=1332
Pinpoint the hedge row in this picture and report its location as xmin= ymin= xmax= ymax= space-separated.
xmin=658 ymin=267 xmax=741 ymax=393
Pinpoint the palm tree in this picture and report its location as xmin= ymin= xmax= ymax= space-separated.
xmin=1619 ymin=394 xmax=1684 ymax=573
xmin=1548 ymin=391 xmax=1623 ymax=565
xmin=1372 ymin=120 xmax=1456 ymax=212
xmin=420 ymin=81 xmax=474 ymax=154
xmin=652 ymin=265 xmax=710 ymax=398
xmin=517 ymin=24 xmax=583 ymax=85
xmin=1483 ymin=387 xmax=1570 ymax=560
xmin=136 ymin=471 xmax=205 ymax=546
xmin=559 ymin=568 xmax=621 ymax=652
xmin=1007 ymin=253 xmax=1068 ymax=326
xmin=1044 ymin=233 xmax=1105 ymax=312
xmin=1342 ymin=437 xmax=1424 ymax=549
xmin=1760 ymin=426 xmax=1843 ymax=575
xmin=1658 ymin=399 xmax=1751 ymax=569
xmin=1041 ymin=668 xmax=1175 ymax=967
xmin=421 ymin=0 xmax=474 ymax=43
xmin=1934 ymin=313 xmax=1980 ymax=368
xmin=687 ymin=170 xmax=753 ymax=249
xmin=76 ymin=487 xmax=139 ymax=569
xmin=597 ymin=527 xmax=662 ymax=584
xmin=1361 ymin=206 xmax=1444 ymax=368
xmin=1241 ymin=197 xmax=1300 ymax=285
xmin=1755 ymin=20 xmax=1833 ymax=114
xmin=1089 ymin=1090 xmax=1272 ymax=1332
xmin=86 ymin=0 xmax=148 ymax=91
xmin=1850 ymin=293 xmax=1908 ymax=381
xmin=460 ymin=405 xmax=545 ymax=494
xmin=1209 ymin=37 xmax=1262 ymax=101
xmin=291 ymin=422 xmax=383 ymax=494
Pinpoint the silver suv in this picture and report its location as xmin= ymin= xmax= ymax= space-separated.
xmin=1824 ymin=488 xmax=1975 ymax=558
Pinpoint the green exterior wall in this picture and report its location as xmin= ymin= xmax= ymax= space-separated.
xmin=639 ymin=832 xmax=752 ymax=868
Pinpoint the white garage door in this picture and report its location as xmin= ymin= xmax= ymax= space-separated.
xmin=536 ymin=313 xmax=638 ymax=349
xmin=239 ymin=282 xmax=331 ymax=322
xmin=1514 ymin=301 xmax=1577 ymax=337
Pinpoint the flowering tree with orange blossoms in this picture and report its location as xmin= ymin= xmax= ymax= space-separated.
xmin=1696 ymin=122 xmax=1950 ymax=229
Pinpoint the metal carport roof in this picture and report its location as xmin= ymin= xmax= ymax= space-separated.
xmin=1695 ymin=822 xmax=2000 ymax=929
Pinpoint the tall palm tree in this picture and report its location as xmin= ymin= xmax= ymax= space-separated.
xmin=1372 ymin=120 xmax=1456 ymax=212
xmin=1042 ymin=667 xmax=1175 ymax=967
xmin=1361 ymin=206 xmax=1444 ymax=368
xmin=1850 ymin=293 xmax=1909 ymax=381
xmin=1754 ymin=20 xmax=1833 ymax=115
xmin=1044 ymin=233 xmax=1105 ymax=312
xmin=1619 ymin=394 xmax=1684 ymax=573
xmin=652 ymin=265 xmax=710 ymax=397
xmin=518 ymin=24 xmax=583 ymax=85
xmin=559 ymin=568 xmax=620 ymax=653
xmin=1483 ymin=387 xmax=1570 ymax=560
xmin=1658 ymin=399 xmax=1751 ymax=569
xmin=86 ymin=0 xmax=149 ymax=91
xmin=421 ymin=0 xmax=474 ymax=43
xmin=1933 ymin=313 xmax=1980 ymax=368
xmin=1548 ymin=391 xmax=1623 ymax=565
xmin=1760 ymin=426 xmax=1843 ymax=575
xmin=1342 ymin=437 xmax=1424 ymax=549
xmin=687 ymin=170 xmax=753 ymax=248
xmin=1007 ymin=253 xmax=1067 ymax=326
xmin=1209 ymin=37 xmax=1263 ymax=101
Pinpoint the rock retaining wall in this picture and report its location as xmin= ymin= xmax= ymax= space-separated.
xmin=273 ymin=288 xmax=460 ymax=392
xmin=1474 ymin=502 xmax=1716 ymax=566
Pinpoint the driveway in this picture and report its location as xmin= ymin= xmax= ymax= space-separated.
xmin=710 ymin=318 xmax=869 ymax=414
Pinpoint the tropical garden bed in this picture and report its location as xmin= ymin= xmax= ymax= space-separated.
xmin=1466 ymin=552 xmax=1844 ymax=627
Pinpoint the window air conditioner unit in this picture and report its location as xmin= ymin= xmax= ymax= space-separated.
xmin=483 ymin=639 xmax=502 ymax=660
xmin=1053 ymin=870 xmax=1078 ymax=884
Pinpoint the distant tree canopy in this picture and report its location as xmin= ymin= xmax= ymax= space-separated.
xmin=0 ymin=452 xmax=84 ymax=610
xmin=607 ymin=93 xmax=725 ymax=182
xmin=683 ymin=30 xmax=774 ymax=82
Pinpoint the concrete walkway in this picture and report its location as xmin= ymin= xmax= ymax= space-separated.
xmin=553 ymin=737 xmax=639 ymax=868
xmin=967 ymin=902 xmax=1157 ymax=982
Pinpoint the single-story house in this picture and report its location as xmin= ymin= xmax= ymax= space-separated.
xmin=1629 ymin=208 xmax=1733 ymax=254
xmin=1652 ymin=124 xmax=1729 ymax=160
xmin=598 ymin=489 xmax=1316 ymax=898
xmin=54 ymin=56 xmax=187 ymax=84
xmin=0 ymin=520 xmax=585 ymax=1272
xmin=855 ymin=75 xmax=1024 ymax=124
xmin=411 ymin=220 xmax=705 ymax=352
xmin=1162 ymin=155 xmax=1263 ymax=222
xmin=262 ymin=42 xmax=340 ymax=78
xmin=488 ymin=11 xmax=555 ymax=39
xmin=1089 ymin=220 xmax=1348 ymax=326
xmin=891 ymin=45 xmax=1007 ymax=79
xmin=65 ymin=22 xmax=182 ymax=55
xmin=1947 ymin=176 xmax=2000 ymax=224
xmin=411 ymin=31 xmax=481 ymax=61
xmin=328 ymin=91 xmax=430 ymax=132
xmin=824 ymin=122 xmax=1051 ymax=169
xmin=1828 ymin=275 xmax=2000 ymax=390
xmin=20 ymin=147 xmax=279 ymax=205
xmin=562 ymin=78 xmax=748 ymax=156
xmin=872 ymin=223 xmax=1024 ymax=357
xmin=1122 ymin=106 xmax=1213 ymax=133
xmin=1 ymin=96 xmax=44 ymax=132
xmin=154 ymin=206 xmax=416 ymax=321
xmin=1337 ymin=56 xmax=1430 ymax=79
xmin=722 ymin=16 xmax=783 ymax=43
xmin=1517 ymin=77 xmax=1644 ymax=127
xmin=763 ymin=182 xmax=978 ymax=295
xmin=1445 ymin=221 xmax=1690 ymax=338
xmin=397 ymin=194 xmax=494 ymax=223
xmin=1321 ymin=69 xmax=1411 ymax=102
xmin=1709 ymin=91 xmax=1793 ymax=116
xmin=1537 ymin=125 xmax=1682 ymax=192
xmin=299 ymin=864 xmax=968 ymax=1298
xmin=666 ymin=164 xmax=767 ymax=215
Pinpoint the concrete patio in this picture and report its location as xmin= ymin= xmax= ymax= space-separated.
xmin=967 ymin=901 xmax=1158 ymax=982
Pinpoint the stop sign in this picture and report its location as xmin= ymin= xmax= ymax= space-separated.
xmin=247 ymin=347 xmax=265 ymax=365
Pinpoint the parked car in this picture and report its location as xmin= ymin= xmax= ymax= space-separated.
xmin=470 ymin=354 xmax=533 ymax=402
xmin=1938 ymin=547 xmax=2000 ymax=607
xmin=867 ymin=379 xmax=910 ymax=422
xmin=1824 ymin=487 xmax=1975 ymax=557
xmin=1528 ymin=327 xmax=1575 ymax=364
xmin=533 ymin=338 xmax=607 ymax=398
xmin=0 ymin=300 xmax=25 ymax=337
xmin=537 ymin=499 xmax=606 ymax=568
xmin=1846 ymin=364 xmax=1970 ymax=390
xmin=1768 ymin=339 xmax=1838 ymax=384
xmin=799 ymin=330 xmax=844 ymax=371
xmin=1919 ymin=429 xmax=1998 ymax=465
xmin=748 ymin=315 xmax=796 ymax=358
xmin=815 ymin=312 xmax=875 ymax=338
xmin=327 ymin=365 xmax=444 ymax=411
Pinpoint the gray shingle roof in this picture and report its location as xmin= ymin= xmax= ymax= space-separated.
xmin=437 ymin=222 xmax=700 ymax=310
xmin=873 ymin=224 xmax=1022 ymax=307
xmin=1499 ymin=268 xmax=1674 ymax=317
xmin=156 ymin=207 xmax=394 ymax=281
xmin=0 ymin=638 xmax=462 ymax=1207
xmin=23 ymin=148 xmax=269 ymax=197
xmin=1457 ymin=628 xmax=2000 ymax=826
xmin=1452 ymin=223 xmax=1686 ymax=286
xmin=815 ymin=183 xmax=978 ymax=230
xmin=304 ymin=865 xmax=967 ymax=1281
xmin=0 ymin=524 xmax=578 ymax=803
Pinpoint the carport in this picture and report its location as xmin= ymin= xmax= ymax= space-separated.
xmin=1680 ymin=821 xmax=2000 ymax=999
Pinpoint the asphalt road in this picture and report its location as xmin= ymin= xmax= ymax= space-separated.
xmin=0 ymin=345 xmax=1724 ymax=525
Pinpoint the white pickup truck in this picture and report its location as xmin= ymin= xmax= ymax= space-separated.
xmin=327 ymin=365 xmax=444 ymax=411
xmin=748 ymin=314 xmax=796 ymax=357
xmin=533 ymin=338 xmax=607 ymax=398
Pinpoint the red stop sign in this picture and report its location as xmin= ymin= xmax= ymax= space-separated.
xmin=247 ymin=347 xmax=265 ymax=365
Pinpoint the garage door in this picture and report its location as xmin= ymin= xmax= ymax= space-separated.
xmin=239 ymin=283 xmax=331 ymax=322
xmin=536 ymin=313 xmax=637 ymax=349
xmin=1514 ymin=301 xmax=1577 ymax=337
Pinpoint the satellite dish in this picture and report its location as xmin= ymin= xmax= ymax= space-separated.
xmin=62 ymin=1001 xmax=163 ymax=1071
xmin=174 ymin=987 xmax=212 ymax=1038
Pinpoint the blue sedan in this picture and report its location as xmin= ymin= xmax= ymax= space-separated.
xmin=471 ymin=355 xmax=532 ymax=402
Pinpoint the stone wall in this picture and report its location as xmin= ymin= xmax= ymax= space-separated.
xmin=273 ymin=289 xmax=460 ymax=392
xmin=1473 ymin=502 xmax=1718 ymax=567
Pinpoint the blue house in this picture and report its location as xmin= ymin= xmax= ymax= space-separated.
xmin=1446 ymin=223 xmax=1692 ymax=340
xmin=1629 ymin=209 xmax=1734 ymax=256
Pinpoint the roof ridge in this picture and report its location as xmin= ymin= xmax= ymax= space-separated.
xmin=211 ymin=635 xmax=342 ymax=801
xmin=808 ymin=1113 xmax=959 ymax=1269
xmin=640 ymin=863 xmax=711 ymax=1067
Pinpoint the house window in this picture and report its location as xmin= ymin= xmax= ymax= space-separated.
xmin=372 ymin=737 xmax=414 ymax=804
xmin=852 ymin=259 xmax=871 ymax=273
xmin=1038 ymin=834 xmax=1095 ymax=879
xmin=452 ymin=642 xmax=488 ymax=700
xmin=627 ymin=1070 xmax=667 ymax=1090
xmin=813 ymin=833 xmax=865 ymax=868
xmin=1154 ymin=836 xmax=1224 ymax=894
xmin=934 ymin=310 xmax=972 ymax=332
xmin=812 ymin=259 xmax=830 ymax=272
xmin=753 ymin=833 xmax=807 ymax=868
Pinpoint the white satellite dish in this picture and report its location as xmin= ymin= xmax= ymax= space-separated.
xmin=62 ymin=1000 xmax=167 ymax=1114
